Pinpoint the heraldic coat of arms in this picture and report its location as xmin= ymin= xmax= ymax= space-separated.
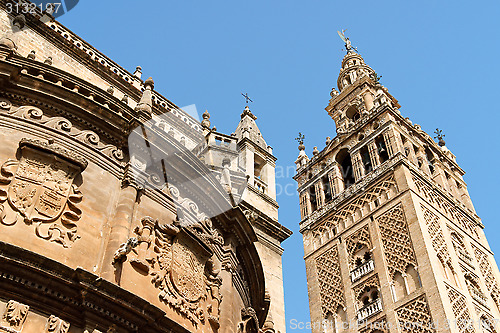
xmin=0 ymin=139 xmax=87 ymax=247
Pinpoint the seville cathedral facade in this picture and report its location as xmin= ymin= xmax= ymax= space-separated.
xmin=293 ymin=39 xmax=500 ymax=332
xmin=0 ymin=2 xmax=292 ymax=333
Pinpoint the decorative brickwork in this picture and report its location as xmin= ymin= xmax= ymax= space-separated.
xmin=315 ymin=245 xmax=345 ymax=317
xmin=421 ymin=205 xmax=453 ymax=269
xmin=376 ymin=203 xmax=417 ymax=278
xmin=345 ymin=224 xmax=372 ymax=269
xmin=396 ymin=295 xmax=435 ymax=333
xmin=445 ymin=284 xmax=476 ymax=333
xmin=473 ymin=245 xmax=500 ymax=310
xmin=412 ymin=173 xmax=478 ymax=237
xmin=306 ymin=173 xmax=399 ymax=234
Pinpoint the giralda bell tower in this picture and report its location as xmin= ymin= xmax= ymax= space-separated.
xmin=293 ymin=34 xmax=500 ymax=333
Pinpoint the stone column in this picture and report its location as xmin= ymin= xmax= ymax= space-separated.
xmin=416 ymin=149 xmax=431 ymax=175
xmin=101 ymin=179 xmax=139 ymax=284
xmin=328 ymin=171 xmax=336 ymax=197
xmin=305 ymin=190 xmax=312 ymax=216
xmin=300 ymin=192 xmax=308 ymax=219
xmin=383 ymin=129 xmax=397 ymax=157
xmin=363 ymin=92 xmax=374 ymax=111
xmin=315 ymin=181 xmax=324 ymax=208
xmin=263 ymin=158 xmax=276 ymax=200
xmin=332 ymin=163 xmax=345 ymax=195
xmin=431 ymin=162 xmax=449 ymax=191
xmin=351 ymin=151 xmax=364 ymax=181
xmin=368 ymin=141 xmax=381 ymax=169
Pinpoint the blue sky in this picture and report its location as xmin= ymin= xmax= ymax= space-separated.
xmin=60 ymin=1 xmax=500 ymax=331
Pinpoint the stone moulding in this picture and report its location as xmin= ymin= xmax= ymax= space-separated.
xmin=0 ymin=240 xmax=191 ymax=333
xmin=0 ymin=98 xmax=125 ymax=165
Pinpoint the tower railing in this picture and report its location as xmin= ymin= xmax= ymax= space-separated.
xmin=350 ymin=259 xmax=375 ymax=282
xmin=357 ymin=298 xmax=382 ymax=323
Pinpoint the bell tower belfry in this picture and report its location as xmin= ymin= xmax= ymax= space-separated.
xmin=294 ymin=37 xmax=500 ymax=333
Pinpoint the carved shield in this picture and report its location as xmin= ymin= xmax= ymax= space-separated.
xmin=171 ymin=237 xmax=207 ymax=302
xmin=8 ymin=148 xmax=77 ymax=223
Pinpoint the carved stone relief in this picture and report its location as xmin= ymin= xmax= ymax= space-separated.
xmin=1 ymin=300 xmax=29 ymax=332
xmin=376 ymin=203 xmax=417 ymax=278
xmin=412 ymin=172 xmax=478 ymax=238
xmin=0 ymin=139 xmax=87 ymax=247
xmin=315 ymin=245 xmax=345 ymax=317
xmin=236 ymin=307 xmax=259 ymax=333
xmin=0 ymin=99 xmax=124 ymax=164
xmin=45 ymin=315 xmax=70 ymax=333
xmin=445 ymin=284 xmax=476 ymax=333
xmin=129 ymin=216 xmax=223 ymax=327
xmin=396 ymin=295 xmax=435 ymax=333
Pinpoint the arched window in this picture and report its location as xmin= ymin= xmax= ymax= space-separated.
xmin=336 ymin=149 xmax=355 ymax=189
xmin=346 ymin=105 xmax=360 ymax=121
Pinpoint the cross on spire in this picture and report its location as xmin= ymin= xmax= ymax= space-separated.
xmin=241 ymin=92 xmax=253 ymax=104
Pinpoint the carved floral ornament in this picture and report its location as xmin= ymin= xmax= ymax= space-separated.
xmin=1 ymin=300 xmax=29 ymax=331
xmin=127 ymin=216 xmax=224 ymax=328
xmin=0 ymin=138 xmax=87 ymax=247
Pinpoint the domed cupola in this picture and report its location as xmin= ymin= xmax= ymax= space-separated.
xmin=337 ymin=52 xmax=375 ymax=91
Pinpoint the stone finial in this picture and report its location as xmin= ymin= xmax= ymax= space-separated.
xmin=326 ymin=136 xmax=331 ymax=146
xmin=27 ymin=50 xmax=36 ymax=60
xmin=133 ymin=66 xmax=142 ymax=79
xmin=135 ymin=77 xmax=154 ymax=115
xmin=313 ymin=146 xmax=319 ymax=155
xmin=241 ymin=105 xmax=257 ymax=120
xmin=212 ymin=126 xmax=217 ymax=131
xmin=0 ymin=14 xmax=26 ymax=50
xmin=107 ymin=86 xmax=114 ymax=95
xmin=201 ymin=109 xmax=211 ymax=129
xmin=44 ymin=56 xmax=53 ymax=65
xmin=330 ymin=87 xmax=339 ymax=98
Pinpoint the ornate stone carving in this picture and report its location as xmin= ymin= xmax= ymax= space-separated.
xmin=307 ymin=169 xmax=399 ymax=234
xmin=45 ymin=315 xmax=70 ymax=333
xmin=445 ymin=284 xmax=476 ymax=333
xmin=237 ymin=307 xmax=259 ymax=333
xmin=0 ymin=139 xmax=86 ymax=247
xmin=472 ymin=245 xmax=500 ymax=310
xmin=345 ymin=225 xmax=372 ymax=269
xmin=130 ymin=217 xmax=223 ymax=327
xmin=315 ymin=245 xmax=345 ymax=317
xmin=376 ymin=203 xmax=417 ymax=278
xmin=0 ymin=99 xmax=124 ymax=163
xmin=1 ymin=300 xmax=29 ymax=332
xmin=396 ymin=295 xmax=435 ymax=333
xmin=421 ymin=205 xmax=453 ymax=270
xmin=353 ymin=274 xmax=380 ymax=300
xmin=412 ymin=172 xmax=478 ymax=237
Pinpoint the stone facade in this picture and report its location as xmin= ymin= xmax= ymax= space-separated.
xmin=294 ymin=43 xmax=500 ymax=332
xmin=0 ymin=1 xmax=291 ymax=333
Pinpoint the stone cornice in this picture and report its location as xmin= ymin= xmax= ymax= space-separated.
xmin=0 ymin=241 xmax=191 ymax=333
xmin=20 ymin=137 xmax=88 ymax=169
xmin=0 ymin=1 xmax=202 ymax=136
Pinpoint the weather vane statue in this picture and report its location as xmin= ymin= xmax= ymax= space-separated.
xmin=337 ymin=29 xmax=357 ymax=53
xmin=434 ymin=128 xmax=446 ymax=147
